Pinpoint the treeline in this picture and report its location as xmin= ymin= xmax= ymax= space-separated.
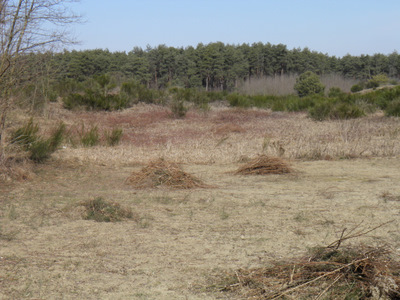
xmin=42 ymin=42 xmax=400 ymax=91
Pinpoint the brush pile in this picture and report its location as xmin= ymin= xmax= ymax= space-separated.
xmin=218 ymin=222 xmax=400 ymax=299
xmin=219 ymin=245 xmax=400 ymax=299
xmin=235 ymin=155 xmax=293 ymax=175
xmin=126 ymin=158 xmax=207 ymax=189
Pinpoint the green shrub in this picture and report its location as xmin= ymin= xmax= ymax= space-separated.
xmin=328 ymin=87 xmax=346 ymax=98
xmin=385 ymin=99 xmax=400 ymax=117
xmin=169 ymin=87 xmax=193 ymax=101
xmin=63 ymin=93 xmax=85 ymax=110
xmin=351 ymin=84 xmax=364 ymax=93
xmin=358 ymin=86 xmax=400 ymax=109
xmin=206 ymin=90 xmax=227 ymax=101
xmin=366 ymin=80 xmax=379 ymax=89
xmin=138 ymin=85 xmax=158 ymax=103
xmin=309 ymin=101 xmax=364 ymax=121
xmin=80 ymin=125 xmax=99 ymax=147
xmin=330 ymin=103 xmax=365 ymax=120
xmin=48 ymin=123 xmax=66 ymax=152
xmin=11 ymin=120 xmax=65 ymax=162
xmin=81 ymin=197 xmax=134 ymax=222
xmin=251 ymin=95 xmax=275 ymax=108
xmin=29 ymin=139 xmax=51 ymax=162
xmin=169 ymin=87 xmax=212 ymax=109
xmin=371 ymin=74 xmax=389 ymax=85
xmin=105 ymin=127 xmax=123 ymax=146
xmin=54 ymin=78 xmax=83 ymax=97
xmin=286 ymin=95 xmax=319 ymax=112
xmin=294 ymin=71 xmax=325 ymax=97
xmin=63 ymin=89 xmax=129 ymax=111
xmin=227 ymin=93 xmax=251 ymax=107
xmin=170 ymin=99 xmax=187 ymax=118
xmin=11 ymin=118 xmax=39 ymax=148
xmin=308 ymin=101 xmax=334 ymax=121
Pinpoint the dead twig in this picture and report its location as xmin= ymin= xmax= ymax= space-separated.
xmin=267 ymin=257 xmax=369 ymax=299
xmin=313 ymin=273 xmax=344 ymax=300
xmin=327 ymin=220 xmax=394 ymax=249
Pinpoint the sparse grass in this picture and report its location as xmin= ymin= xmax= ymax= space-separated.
xmin=0 ymin=225 xmax=19 ymax=241
xmin=105 ymin=127 xmax=123 ymax=146
xmin=380 ymin=191 xmax=400 ymax=202
xmin=293 ymin=212 xmax=309 ymax=222
xmin=220 ymin=209 xmax=229 ymax=220
xmin=80 ymin=124 xmax=99 ymax=147
xmin=151 ymin=195 xmax=174 ymax=204
xmin=137 ymin=214 xmax=154 ymax=228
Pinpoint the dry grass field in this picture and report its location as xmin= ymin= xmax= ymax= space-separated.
xmin=1 ymin=103 xmax=400 ymax=299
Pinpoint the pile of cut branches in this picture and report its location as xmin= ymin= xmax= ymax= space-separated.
xmin=217 ymin=222 xmax=400 ymax=299
xmin=235 ymin=155 xmax=293 ymax=175
xmin=126 ymin=158 xmax=208 ymax=189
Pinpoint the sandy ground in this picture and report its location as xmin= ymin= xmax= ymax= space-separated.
xmin=1 ymin=156 xmax=399 ymax=299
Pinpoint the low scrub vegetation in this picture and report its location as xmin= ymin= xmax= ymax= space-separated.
xmin=79 ymin=125 xmax=100 ymax=147
xmin=228 ymin=85 xmax=400 ymax=121
xmin=11 ymin=119 xmax=65 ymax=162
xmin=105 ymin=127 xmax=124 ymax=146
xmin=63 ymin=90 xmax=129 ymax=111
xmin=21 ymin=69 xmax=395 ymax=122
xmin=80 ymin=197 xmax=135 ymax=222
xmin=66 ymin=124 xmax=123 ymax=147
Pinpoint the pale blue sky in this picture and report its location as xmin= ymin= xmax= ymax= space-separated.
xmin=69 ymin=0 xmax=400 ymax=57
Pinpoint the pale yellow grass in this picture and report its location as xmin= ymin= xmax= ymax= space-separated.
xmin=53 ymin=104 xmax=400 ymax=166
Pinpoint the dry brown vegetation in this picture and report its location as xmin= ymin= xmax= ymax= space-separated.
xmin=126 ymin=158 xmax=208 ymax=189
xmin=235 ymin=155 xmax=293 ymax=175
xmin=217 ymin=222 xmax=400 ymax=299
xmin=1 ymin=102 xmax=400 ymax=299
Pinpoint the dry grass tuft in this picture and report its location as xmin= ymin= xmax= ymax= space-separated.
xmin=80 ymin=197 xmax=136 ymax=222
xmin=380 ymin=191 xmax=400 ymax=202
xmin=0 ymin=150 xmax=33 ymax=183
xmin=126 ymin=158 xmax=208 ymax=189
xmin=235 ymin=155 xmax=293 ymax=175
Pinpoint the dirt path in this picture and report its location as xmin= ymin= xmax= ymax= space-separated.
xmin=1 ymin=158 xmax=400 ymax=299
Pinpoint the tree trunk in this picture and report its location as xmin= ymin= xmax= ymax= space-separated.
xmin=0 ymin=99 xmax=9 ymax=163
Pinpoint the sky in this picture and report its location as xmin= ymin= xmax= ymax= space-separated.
xmin=68 ymin=0 xmax=400 ymax=57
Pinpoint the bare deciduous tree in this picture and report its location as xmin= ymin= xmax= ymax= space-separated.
xmin=0 ymin=0 xmax=81 ymax=162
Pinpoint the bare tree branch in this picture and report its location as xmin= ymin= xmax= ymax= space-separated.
xmin=0 ymin=0 xmax=81 ymax=161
